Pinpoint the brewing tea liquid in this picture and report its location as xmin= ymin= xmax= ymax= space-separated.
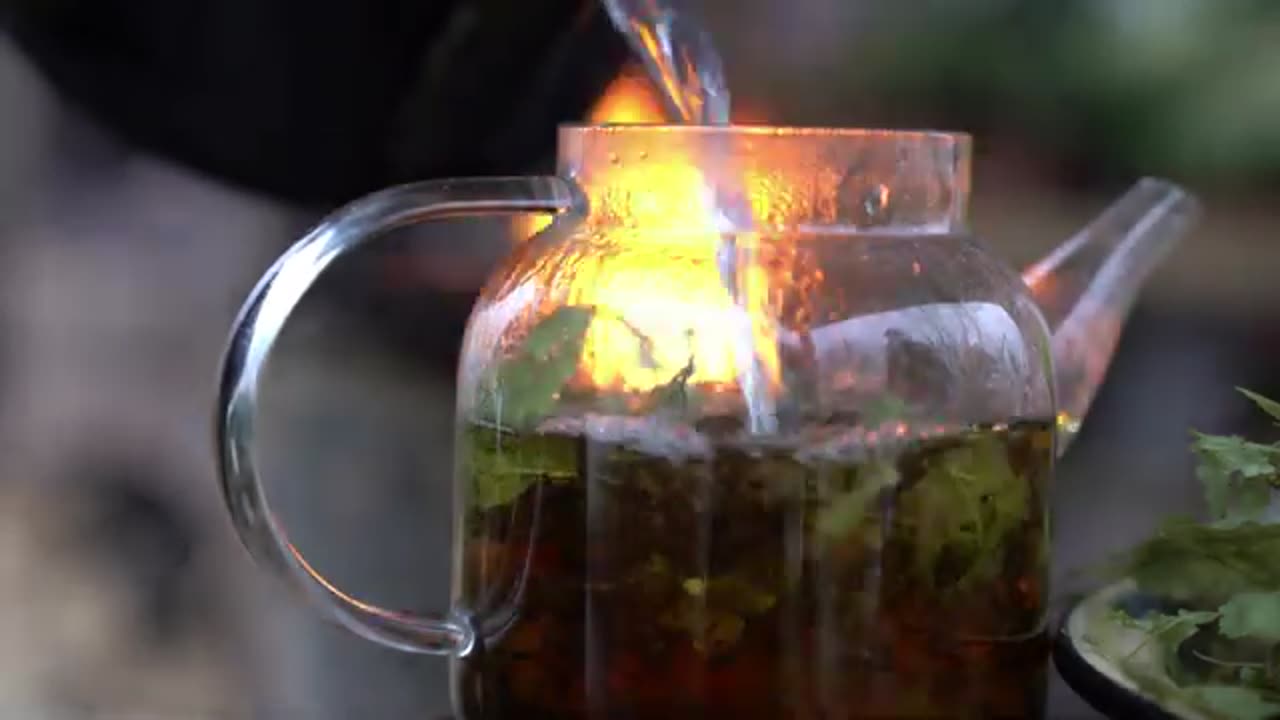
xmin=456 ymin=419 xmax=1052 ymax=719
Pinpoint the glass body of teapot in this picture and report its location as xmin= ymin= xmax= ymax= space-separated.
xmin=218 ymin=125 xmax=1198 ymax=719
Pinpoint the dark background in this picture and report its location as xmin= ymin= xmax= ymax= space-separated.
xmin=0 ymin=1 xmax=1276 ymax=717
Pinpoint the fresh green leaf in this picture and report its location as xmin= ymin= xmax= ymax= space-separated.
xmin=521 ymin=305 xmax=594 ymax=359
xmin=1184 ymin=685 xmax=1280 ymax=720
xmin=1219 ymin=593 xmax=1280 ymax=643
xmin=1091 ymin=386 xmax=1280 ymax=716
xmin=482 ymin=306 xmax=594 ymax=429
xmin=465 ymin=426 xmax=578 ymax=510
xmin=895 ymin=433 xmax=1028 ymax=590
xmin=1115 ymin=609 xmax=1220 ymax=661
xmin=1191 ymin=432 xmax=1277 ymax=525
xmin=1239 ymin=387 xmax=1280 ymax=424
xmin=1120 ymin=520 xmax=1280 ymax=603
xmin=816 ymin=460 xmax=899 ymax=539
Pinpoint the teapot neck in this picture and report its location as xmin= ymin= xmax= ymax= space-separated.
xmin=557 ymin=125 xmax=971 ymax=234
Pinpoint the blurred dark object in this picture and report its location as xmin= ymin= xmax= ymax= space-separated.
xmin=72 ymin=459 xmax=197 ymax=644
xmin=5 ymin=0 xmax=629 ymax=207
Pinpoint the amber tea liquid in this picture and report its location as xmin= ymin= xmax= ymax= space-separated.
xmin=456 ymin=419 xmax=1053 ymax=719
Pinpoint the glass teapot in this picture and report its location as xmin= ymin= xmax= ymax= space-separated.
xmin=217 ymin=125 xmax=1198 ymax=718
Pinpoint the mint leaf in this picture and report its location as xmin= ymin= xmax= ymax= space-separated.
xmin=465 ymin=427 xmax=578 ymax=510
xmin=521 ymin=305 xmax=594 ymax=359
xmin=1117 ymin=609 xmax=1220 ymax=658
xmin=1191 ymin=432 xmax=1277 ymax=525
xmin=1239 ymin=387 xmax=1280 ymax=424
xmin=1121 ymin=520 xmax=1280 ymax=602
xmin=1194 ymin=434 xmax=1277 ymax=481
xmin=1219 ymin=592 xmax=1280 ymax=643
xmin=817 ymin=460 xmax=899 ymax=539
xmin=1093 ymin=386 xmax=1280 ymax=717
xmin=1185 ymin=685 xmax=1280 ymax=720
xmin=483 ymin=306 xmax=594 ymax=429
xmin=896 ymin=433 xmax=1028 ymax=590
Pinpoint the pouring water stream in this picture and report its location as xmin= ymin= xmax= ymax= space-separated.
xmin=602 ymin=0 xmax=778 ymax=432
xmin=600 ymin=1 xmax=1199 ymax=448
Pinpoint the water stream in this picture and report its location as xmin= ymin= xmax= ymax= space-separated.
xmin=602 ymin=0 xmax=777 ymax=432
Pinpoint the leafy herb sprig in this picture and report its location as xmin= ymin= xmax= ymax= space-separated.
xmin=1099 ymin=388 xmax=1280 ymax=720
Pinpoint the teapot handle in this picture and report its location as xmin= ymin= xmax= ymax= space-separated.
xmin=216 ymin=177 xmax=583 ymax=655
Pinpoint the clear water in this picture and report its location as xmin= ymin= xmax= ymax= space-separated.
xmin=602 ymin=0 xmax=776 ymax=430
xmin=601 ymin=0 xmax=731 ymax=125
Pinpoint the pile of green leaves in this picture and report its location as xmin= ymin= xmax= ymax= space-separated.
xmin=1102 ymin=388 xmax=1280 ymax=720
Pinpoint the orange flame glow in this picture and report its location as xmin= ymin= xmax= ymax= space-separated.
xmin=519 ymin=68 xmax=781 ymax=394
xmin=588 ymin=66 xmax=668 ymax=124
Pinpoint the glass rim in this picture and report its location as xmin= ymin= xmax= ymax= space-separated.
xmin=559 ymin=123 xmax=972 ymax=145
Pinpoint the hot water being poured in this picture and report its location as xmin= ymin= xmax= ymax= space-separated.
xmin=603 ymin=0 xmax=785 ymax=432
xmin=600 ymin=0 xmax=1198 ymax=449
xmin=213 ymin=5 xmax=1202 ymax=718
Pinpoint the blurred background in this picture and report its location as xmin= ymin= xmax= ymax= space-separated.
xmin=0 ymin=0 xmax=1276 ymax=717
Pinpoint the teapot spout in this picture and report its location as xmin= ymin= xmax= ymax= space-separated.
xmin=1022 ymin=178 xmax=1200 ymax=450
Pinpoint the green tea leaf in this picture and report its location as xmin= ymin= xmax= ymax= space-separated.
xmin=521 ymin=305 xmax=594 ymax=359
xmin=465 ymin=426 xmax=578 ymax=510
xmin=1185 ymin=685 xmax=1280 ymax=720
xmin=1219 ymin=593 xmax=1280 ymax=643
xmin=1239 ymin=387 xmax=1280 ymax=424
xmin=816 ymin=460 xmax=899 ymax=539
xmin=484 ymin=306 xmax=594 ymax=429
xmin=895 ymin=433 xmax=1028 ymax=590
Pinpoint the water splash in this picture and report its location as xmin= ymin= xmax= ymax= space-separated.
xmin=602 ymin=0 xmax=731 ymax=125
xmin=603 ymin=0 xmax=776 ymax=431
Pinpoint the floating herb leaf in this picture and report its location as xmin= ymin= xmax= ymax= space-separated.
xmin=481 ymin=306 xmax=594 ymax=429
xmin=816 ymin=460 xmax=899 ymax=539
xmin=897 ymin=433 xmax=1027 ymax=590
xmin=465 ymin=425 xmax=578 ymax=510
